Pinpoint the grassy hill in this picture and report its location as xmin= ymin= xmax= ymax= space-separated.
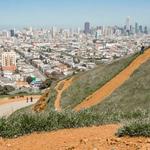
xmin=89 ymin=59 xmax=150 ymax=114
xmin=1 ymin=51 xmax=150 ymax=138
xmin=60 ymin=53 xmax=139 ymax=109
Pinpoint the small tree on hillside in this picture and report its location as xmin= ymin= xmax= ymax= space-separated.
xmin=39 ymin=79 xmax=52 ymax=90
xmin=26 ymin=76 xmax=33 ymax=84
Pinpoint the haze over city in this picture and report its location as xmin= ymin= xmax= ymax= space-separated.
xmin=0 ymin=0 xmax=150 ymax=28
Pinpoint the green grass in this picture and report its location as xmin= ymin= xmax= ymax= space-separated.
xmin=1 ymin=50 xmax=150 ymax=138
xmin=87 ymin=59 xmax=150 ymax=137
xmin=0 ymin=110 xmax=110 ymax=138
xmin=1 ymin=108 xmax=150 ymax=138
xmin=60 ymin=53 xmax=139 ymax=109
xmin=89 ymin=59 xmax=150 ymax=114
xmin=117 ymin=117 xmax=150 ymax=137
xmin=46 ymin=88 xmax=57 ymax=110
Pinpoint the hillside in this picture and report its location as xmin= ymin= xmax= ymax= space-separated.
xmin=60 ymin=53 xmax=139 ymax=110
xmin=74 ymin=48 xmax=150 ymax=111
xmin=1 ymin=49 xmax=150 ymax=140
xmin=89 ymin=59 xmax=150 ymax=114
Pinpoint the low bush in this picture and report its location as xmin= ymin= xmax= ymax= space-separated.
xmin=0 ymin=85 xmax=15 ymax=95
xmin=117 ymin=117 xmax=150 ymax=137
xmin=2 ymin=108 xmax=149 ymax=138
xmin=0 ymin=110 xmax=116 ymax=138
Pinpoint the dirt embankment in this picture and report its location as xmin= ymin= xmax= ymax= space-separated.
xmin=54 ymin=77 xmax=74 ymax=111
xmin=0 ymin=124 xmax=150 ymax=150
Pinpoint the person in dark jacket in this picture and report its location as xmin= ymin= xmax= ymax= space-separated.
xmin=140 ymin=44 xmax=145 ymax=54
xmin=30 ymin=97 xmax=33 ymax=102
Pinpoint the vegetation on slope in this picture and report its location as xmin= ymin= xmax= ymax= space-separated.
xmin=0 ymin=52 xmax=150 ymax=138
xmin=0 ymin=110 xmax=109 ymax=138
xmin=89 ymin=59 xmax=150 ymax=114
xmin=117 ymin=117 xmax=150 ymax=137
xmin=0 ymin=85 xmax=15 ymax=95
xmin=1 ymin=106 xmax=150 ymax=138
xmin=1 ymin=108 xmax=148 ymax=138
xmin=61 ymin=53 xmax=139 ymax=109
xmin=88 ymin=59 xmax=150 ymax=137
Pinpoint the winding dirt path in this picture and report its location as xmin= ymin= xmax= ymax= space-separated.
xmin=0 ymin=124 xmax=150 ymax=150
xmin=0 ymin=95 xmax=40 ymax=106
xmin=54 ymin=77 xmax=74 ymax=111
xmin=0 ymin=99 xmax=38 ymax=118
xmin=74 ymin=49 xmax=150 ymax=111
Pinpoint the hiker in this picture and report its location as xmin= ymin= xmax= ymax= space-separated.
xmin=26 ymin=97 xmax=29 ymax=103
xmin=140 ymin=44 xmax=145 ymax=54
xmin=30 ymin=97 xmax=33 ymax=102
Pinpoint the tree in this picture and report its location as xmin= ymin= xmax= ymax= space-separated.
xmin=0 ymin=85 xmax=15 ymax=95
xmin=26 ymin=76 xmax=33 ymax=84
xmin=3 ymin=85 xmax=15 ymax=92
xmin=39 ymin=79 xmax=52 ymax=90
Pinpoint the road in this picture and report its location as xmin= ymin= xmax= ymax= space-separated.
xmin=0 ymin=100 xmax=38 ymax=118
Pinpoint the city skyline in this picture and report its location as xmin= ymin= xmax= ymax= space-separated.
xmin=0 ymin=0 xmax=150 ymax=28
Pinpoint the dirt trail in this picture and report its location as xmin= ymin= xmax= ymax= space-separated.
xmin=0 ymin=95 xmax=40 ymax=106
xmin=33 ymin=89 xmax=50 ymax=112
xmin=54 ymin=77 xmax=74 ymax=111
xmin=0 ymin=99 xmax=38 ymax=118
xmin=74 ymin=49 xmax=150 ymax=111
xmin=0 ymin=124 xmax=150 ymax=150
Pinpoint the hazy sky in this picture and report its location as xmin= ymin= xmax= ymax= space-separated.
xmin=0 ymin=0 xmax=150 ymax=28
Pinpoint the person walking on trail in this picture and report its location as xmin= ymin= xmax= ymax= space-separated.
xmin=140 ymin=44 xmax=145 ymax=54
xmin=30 ymin=97 xmax=33 ymax=102
xmin=26 ymin=97 xmax=29 ymax=103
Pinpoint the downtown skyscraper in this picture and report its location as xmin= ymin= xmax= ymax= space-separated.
xmin=84 ymin=22 xmax=90 ymax=34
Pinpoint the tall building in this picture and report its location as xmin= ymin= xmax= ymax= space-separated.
xmin=139 ymin=25 xmax=143 ymax=33
xmin=10 ymin=29 xmax=15 ymax=37
xmin=126 ymin=16 xmax=131 ymax=32
xmin=135 ymin=22 xmax=139 ymax=34
xmin=51 ymin=26 xmax=57 ymax=38
xmin=144 ymin=26 xmax=148 ymax=34
xmin=1 ymin=52 xmax=16 ymax=71
xmin=84 ymin=22 xmax=90 ymax=34
xmin=95 ymin=29 xmax=102 ymax=39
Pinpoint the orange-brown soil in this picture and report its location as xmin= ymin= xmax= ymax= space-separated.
xmin=1 ymin=50 xmax=150 ymax=149
xmin=33 ymin=89 xmax=50 ymax=112
xmin=0 ymin=124 xmax=150 ymax=150
xmin=74 ymin=49 xmax=150 ymax=111
xmin=0 ymin=95 xmax=41 ymax=106
xmin=54 ymin=77 xmax=74 ymax=111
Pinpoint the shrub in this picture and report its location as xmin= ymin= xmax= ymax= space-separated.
xmin=0 ymin=85 xmax=15 ymax=95
xmin=0 ymin=110 xmax=113 ymax=138
xmin=26 ymin=76 xmax=34 ymax=84
xmin=117 ymin=117 xmax=150 ymax=137
xmin=1 ymin=108 xmax=150 ymax=138
xmin=39 ymin=79 xmax=52 ymax=90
